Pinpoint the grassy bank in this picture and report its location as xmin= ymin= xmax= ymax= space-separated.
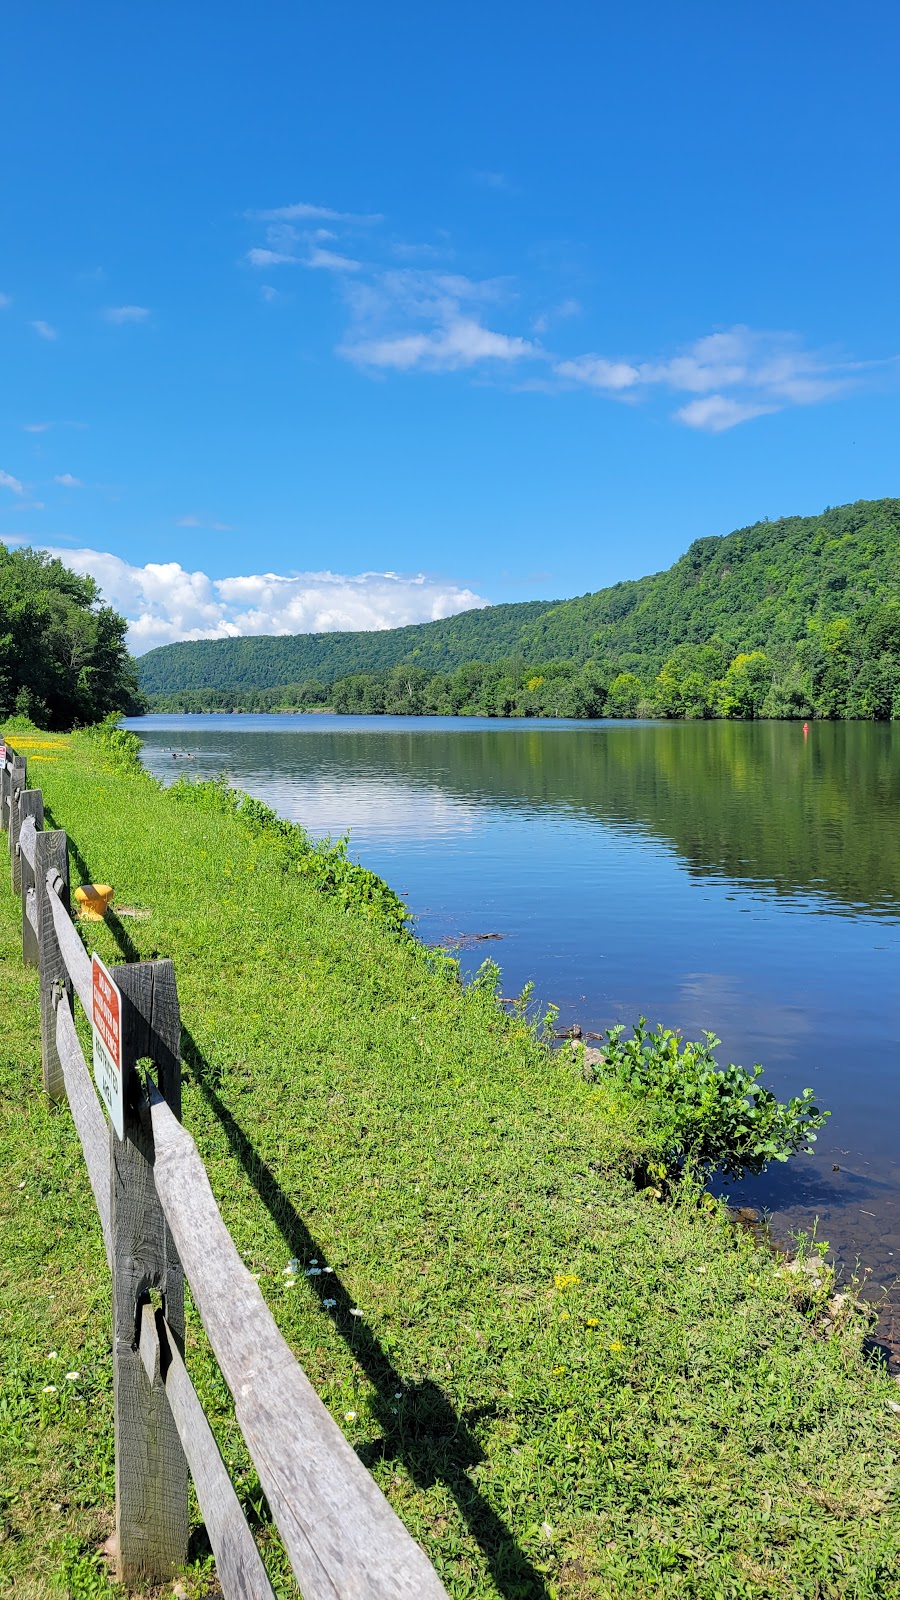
xmin=2 ymin=729 xmax=900 ymax=1598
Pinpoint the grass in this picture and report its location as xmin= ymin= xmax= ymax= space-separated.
xmin=1 ymin=726 xmax=900 ymax=1598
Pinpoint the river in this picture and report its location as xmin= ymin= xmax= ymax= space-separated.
xmin=127 ymin=714 xmax=900 ymax=1354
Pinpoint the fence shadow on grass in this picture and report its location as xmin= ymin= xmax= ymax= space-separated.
xmin=58 ymin=843 xmax=551 ymax=1600
xmin=180 ymin=1026 xmax=551 ymax=1600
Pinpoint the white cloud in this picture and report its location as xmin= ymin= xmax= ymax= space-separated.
xmin=246 ymin=247 xmax=296 ymax=267
xmin=54 ymin=473 xmax=84 ymax=487
xmin=251 ymin=201 xmax=383 ymax=224
xmin=555 ymin=355 xmax=640 ymax=391
xmin=241 ymin=197 xmax=889 ymax=430
xmin=259 ymin=284 xmax=281 ymax=302
xmin=555 ymin=325 xmax=872 ymax=429
xmin=674 ymin=395 xmax=777 ymax=432
xmin=337 ymin=267 xmax=533 ymax=373
xmin=0 ymin=470 xmax=25 ymax=495
xmin=104 ymin=305 xmax=150 ymax=324
xmin=345 ymin=317 xmax=535 ymax=372
xmin=37 ymin=547 xmax=490 ymax=653
xmin=31 ymin=320 xmax=57 ymax=340
xmin=0 ymin=293 xmax=11 ymax=309
xmin=175 ymin=515 xmax=233 ymax=531
xmin=306 ymin=247 xmax=361 ymax=273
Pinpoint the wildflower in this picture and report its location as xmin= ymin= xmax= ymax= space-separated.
xmin=323 ymin=1298 xmax=336 ymax=1308
xmin=344 ymin=1410 xmax=357 ymax=1421
xmin=284 ymin=1280 xmax=297 ymax=1290
xmin=552 ymin=1366 xmax=565 ymax=1375
xmin=559 ymin=1311 xmax=570 ymax=1321
xmin=554 ymin=1273 xmax=580 ymax=1290
xmin=306 ymin=1267 xmax=323 ymax=1277
xmin=48 ymin=1351 xmax=58 ymax=1360
xmin=65 ymin=1371 xmax=80 ymax=1382
xmin=42 ymin=1384 xmax=57 ymax=1394
xmin=609 ymin=1340 xmax=624 ymax=1352
xmin=586 ymin=1318 xmax=599 ymax=1328
xmin=349 ymin=1307 xmax=363 ymax=1317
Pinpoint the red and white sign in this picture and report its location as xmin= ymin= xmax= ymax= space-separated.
xmin=91 ymin=954 xmax=124 ymax=1139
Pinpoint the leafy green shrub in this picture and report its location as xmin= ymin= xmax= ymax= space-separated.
xmin=0 ymin=712 xmax=42 ymax=735
xmin=589 ymin=1018 xmax=829 ymax=1181
xmin=79 ymin=713 xmax=147 ymax=775
xmin=170 ymin=773 xmax=408 ymax=933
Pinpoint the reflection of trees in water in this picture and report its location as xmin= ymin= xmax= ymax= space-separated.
xmin=146 ymin=722 xmax=900 ymax=918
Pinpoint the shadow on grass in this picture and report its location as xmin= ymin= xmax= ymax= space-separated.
xmin=180 ymin=1025 xmax=549 ymax=1600
xmin=70 ymin=864 xmax=550 ymax=1598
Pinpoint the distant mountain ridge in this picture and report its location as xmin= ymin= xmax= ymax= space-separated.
xmin=138 ymin=499 xmax=900 ymax=695
xmin=137 ymin=598 xmax=559 ymax=693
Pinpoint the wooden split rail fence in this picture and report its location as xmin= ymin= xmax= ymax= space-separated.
xmin=1 ymin=743 xmax=448 ymax=1599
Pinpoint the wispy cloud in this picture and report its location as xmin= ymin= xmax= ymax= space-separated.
xmin=245 ymin=234 xmax=360 ymax=273
xmin=250 ymin=201 xmax=383 ymax=224
xmin=246 ymin=247 xmax=296 ymax=267
xmin=31 ymin=320 xmax=57 ymax=341
xmin=673 ymin=396 xmax=777 ymax=432
xmin=241 ymin=199 xmax=892 ymax=430
xmin=0 ymin=293 xmax=11 ymax=309
xmin=553 ymin=327 xmax=879 ymax=430
xmin=346 ymin=319 xmax=535 ymax=372
xmin=38 ymin=547 xmax=489 ymax=653
xmin=306 ymin=247 xmax=361 ymax=273
xmin=175 ymin=515 xmax=234 ymax=531
xmin=0 ymin=470 xmax=25 ymax=495
xmin=338 ymin=268 xmax=534 ymax=373
xmin=54 ymin=473 xmax=84 ymax=487
xmin=471 ymin=170 xmax=512 ymax=190
xmin=104 ymin=305 xmax=150 ymax=324
xmin=22 ymin=420 xmax=86 ymax=433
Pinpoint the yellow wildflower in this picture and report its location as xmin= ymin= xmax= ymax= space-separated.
xmin=554 ymin=1273 xmax=580 ymax=1290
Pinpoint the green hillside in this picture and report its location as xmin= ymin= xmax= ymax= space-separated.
xmin=137 ymin=598 xmax=558 ymax=693
xmin=519 ymin=497 xmax=900 ymax=671
xmin=139 ymin=500 xmax=900 ymax=699
xmin=140 ymin=500 xmax=900 ymax=721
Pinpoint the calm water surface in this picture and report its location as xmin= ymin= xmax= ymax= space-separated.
xmin=128 ymin=715 xmax=900 ymax=1349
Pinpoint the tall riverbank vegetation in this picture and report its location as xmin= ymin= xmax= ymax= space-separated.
xmin=2 ymin=721 xmax=899 ymax=1595
xmin=142 ymin=499 xmax=900 ymax=720
xmin=0 ymin=544 xmax=140 ymax=728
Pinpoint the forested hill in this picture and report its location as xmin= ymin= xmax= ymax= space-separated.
xmin=137 ymin=598 xmax=557 ymax=693
xmin=139 ymin=499 xmax=900 ymax=695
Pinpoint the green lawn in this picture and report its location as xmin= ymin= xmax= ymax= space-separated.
xmin=1 ymin=727 xmax=899 ymax=1598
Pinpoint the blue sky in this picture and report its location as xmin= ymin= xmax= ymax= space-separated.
xmin=1 ymin=1 xmax=898 ymax=651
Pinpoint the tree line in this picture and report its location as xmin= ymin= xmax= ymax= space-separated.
xmin=148 ymin=599 xmax=900 ymax=720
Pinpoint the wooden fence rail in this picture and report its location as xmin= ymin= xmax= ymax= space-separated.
xmin=1 ymin=743 xmax=448 ymax=1600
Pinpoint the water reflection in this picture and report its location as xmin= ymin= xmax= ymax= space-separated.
xmin=129 ymin=715 xmax=900 ymax=1346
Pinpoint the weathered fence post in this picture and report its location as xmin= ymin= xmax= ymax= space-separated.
xmin=35 ymin=831 xmax=72 ymax=1100
xmin=8 ymin=760 xmax=26 ymax=889
xmin=110 ymin=959 xmax=189 ymax=1585
xmin=18 ymin=789 xmax=44 ymax=965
